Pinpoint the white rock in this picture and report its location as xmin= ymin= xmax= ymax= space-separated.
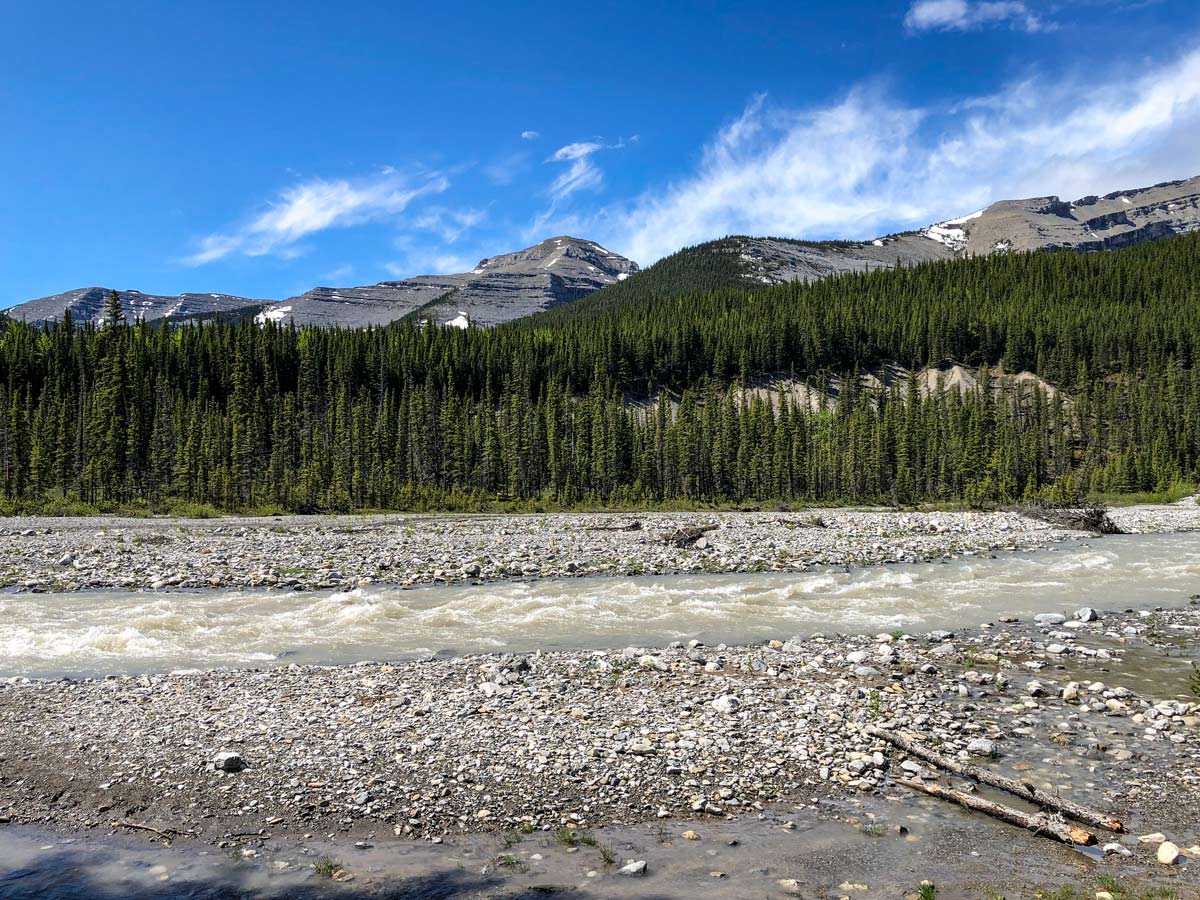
xmin=966 ymin=738 xmax=996 ymax=757
xmin=618 ymin=860 xmax=647 ymax=876
xmin=638 ymin=655 xmax=669 ymax=672
xmin=1158 ymin=841 xmax=1180 ymax=865
xmin=712 ymin=695 xmax=740 ymax=715
xmin=1034 ymin=613 xmax=1067 ymax=625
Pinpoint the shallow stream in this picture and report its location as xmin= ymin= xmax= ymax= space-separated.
xmin=2 ymin=533 xmax=1199 ymax=678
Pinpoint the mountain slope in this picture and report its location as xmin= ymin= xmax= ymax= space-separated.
xmin=4 ymin=236 xmax=639 ymax=330
xmin=4 ymin=287 xmax=270 ymax=327
xmin=260 ymin=236 xmax=638 ymax=328
xmin=542 ymin=175 xmax=1200 ymax=324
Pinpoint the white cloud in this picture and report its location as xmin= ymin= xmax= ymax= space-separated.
xmin=182 ymin=171 xmax=449 ymax=265
xmin=904 ymin=0 xmax=1045 ymax=32
xmin=607 ymin=45 xmax=1200 ymax=264
xmin=547 ymin=142 xmax=606 ymax=202
xmin=521 ymin=130 xmax=540 ymax=140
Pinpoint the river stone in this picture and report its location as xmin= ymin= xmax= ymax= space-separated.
xmin=638 ymin=655 xmax=669 ymax=672
xmin=712 ymin=695 xmax=740 ymax=715
xmin=1075 ymin=606 xmax=1099 ymax=622
xmin=966 ymin=738 xmax=996 ymax=756
xmin=618 ymin=860 xmax=647 ymax=876
xmin=1034 ymin=613 xmax=1067 ymax=625
xmin=1158 ymin=841 xmax=1181 ymax=865
xmin=213 ymin=751 xmax=246 ymax=772
xmin=846 ymin=650 xmax=868 ymax=664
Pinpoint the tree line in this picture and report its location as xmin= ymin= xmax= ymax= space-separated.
xmin=0 ymin=234 xmax=1197 ymax=511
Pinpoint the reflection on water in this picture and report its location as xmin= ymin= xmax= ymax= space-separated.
xmin=1 ymin=534 xmax=1199 ymax=678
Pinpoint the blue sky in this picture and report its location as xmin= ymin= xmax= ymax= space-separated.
xmin=3 ymin=0 xmax=1199 ymax=306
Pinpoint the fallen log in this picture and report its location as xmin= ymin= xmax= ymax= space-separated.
xmin=869 ymin=726 xmax=1124 ymax=833
xmin=1018 ymin=505 xmax=1123 ymax=535
xmin=893 ymin=777 xmax=1097 ymax=847
xmin=663 ymin=524 xmax=718 ymax=547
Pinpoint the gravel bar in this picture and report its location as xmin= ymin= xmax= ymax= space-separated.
xmin=1 ymin=503 xmax=1198 ymax=593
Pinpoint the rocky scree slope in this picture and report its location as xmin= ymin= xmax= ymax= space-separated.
xmin=3 ymin=237 xmax=637 ymax=329
xmin=592 ymin=175 xmax=1200 ymax=302
xmin=742 ymin=175 xmax=1200 ymax=285
xmin=258 ymin=236 xmax=638 ymax=328
xmin=2 ymin=286 xmax=270 ymax=327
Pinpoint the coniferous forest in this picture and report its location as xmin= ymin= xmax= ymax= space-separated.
xmin=0 ymin=233 xmax=1198 ymax=513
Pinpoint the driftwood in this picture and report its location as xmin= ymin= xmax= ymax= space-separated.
xmin=112 ymin=820 xmax=194 ymax=839
xmin=663 ymin=524 xmax=718 ymax=547
xmin=1018 ymin=504 xmax=1124 ymax=535
xmin=893 ymin=777 xmax=1097 ymax=846
xmin=589 ymin=520 xmax=643 ymax=532
xmin=870 ymin=726 xmax=1124 ymax=833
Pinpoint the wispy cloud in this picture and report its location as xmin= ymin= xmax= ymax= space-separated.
xmin=547 ymin=142 xmax=606 ymax=203
xmin=321 ymin=263 xmax=355 ymax=282
xmin=904 ymin=0 xmax=1045 ymax=32
xmin=181 ymin=170 xmax=449 ymax=265
xmin=521 ymin=130 xmax=540 ymax=140
xmin=411 ymin=207 xmax=488 ymax=243
xmin=607 ymin=45 xmax=1200 ymax=264
xmin=482 ymin=152 xmax=529 ymax=186
xmin=522 ymin=140 xmax=630 ymax=239
xmin=384 ymin=251 xmax=475 ymax=279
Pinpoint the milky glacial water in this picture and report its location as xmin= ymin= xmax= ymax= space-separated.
xmin=2 ymin=533 xmax=1199 ymax=678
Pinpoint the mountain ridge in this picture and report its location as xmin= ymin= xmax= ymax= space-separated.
xmin=6 ymin=174 xmax=1198 ymax=329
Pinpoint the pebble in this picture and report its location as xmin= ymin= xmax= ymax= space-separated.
xmin=212 ymin=751 xmax=245 ymax=773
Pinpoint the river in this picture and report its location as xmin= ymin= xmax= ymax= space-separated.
xmin=2 ymin=533 xmax=1199 ymax=678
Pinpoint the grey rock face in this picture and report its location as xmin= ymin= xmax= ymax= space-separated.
xmin=260 ymin=236 xmax=638 ymax=329
xmin=3 ymin=236 xmax=637 ymax=331
xmin=949 ymin=177 xmax=1200 ymax=256
xmin=4 ymin=287 xmax=270 ymax=327
xmin=719 ymin=175 xmax=1200 ymax=288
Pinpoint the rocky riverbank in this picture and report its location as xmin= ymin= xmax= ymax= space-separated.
xmin=1 ymin=502 xmax=1198 ymax=593
xmin=2 ymin=602 xmax=1198 ymax=876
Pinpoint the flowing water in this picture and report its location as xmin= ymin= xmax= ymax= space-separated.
xmin=2 ymin=533 xmax=1200 ymax=678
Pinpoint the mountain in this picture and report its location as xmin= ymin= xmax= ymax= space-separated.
xmin=541 ymin=175 xmax=1200 ymax=323
xmin=2 ymin=286 xmax=270 ymax=327
xmin=3 ymin=236 xmax=638 ymax=330
xmin=257 ymin=236 xmax=639 ymax=328
xmin=7 ymin=176 xmax=1195 ymax=331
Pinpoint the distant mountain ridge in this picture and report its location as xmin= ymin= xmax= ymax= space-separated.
xmin=5 ymin=175 xmax=1197 ymax=329
xmin=3 ymin=286 xmax=271 ymax=327
xmin=3 ymin=237 xmax=638 ymax=330
xmin=740 ymin=174 xmax=1200 ymax=284
xmin=549 ymin=175 xmax=1200 ymax=319
xmin=262 ymin=236 xmax=638 ymax=328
